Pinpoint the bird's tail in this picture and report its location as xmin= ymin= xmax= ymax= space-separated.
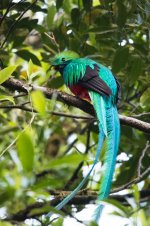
xmin=90 ymin=92 xmax=120 ymax=223
xmin=46 ymin=100 xmax=105 ymax=217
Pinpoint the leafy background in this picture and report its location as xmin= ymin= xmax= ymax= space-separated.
xmin=0 ymin=0 xmax=150 ymax=226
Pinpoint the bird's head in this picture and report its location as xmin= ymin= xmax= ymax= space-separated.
xmin=50 ymin=51 xmax=79 ymax=71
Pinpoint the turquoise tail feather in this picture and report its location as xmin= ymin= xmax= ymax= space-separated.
xmin=46 ymin=124 xmax=105 ymax=217
xmin=90 ymin=93 xmax=120 ymax=223
xmin=46 ymin=91 xmax=120 ymax=222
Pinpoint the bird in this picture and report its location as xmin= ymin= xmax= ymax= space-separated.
xmin=48 ymin=50 xmax=121 ymax=223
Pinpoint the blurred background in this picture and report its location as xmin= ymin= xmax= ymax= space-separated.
xmin=0 ymin=0 xmax=150 ymax=225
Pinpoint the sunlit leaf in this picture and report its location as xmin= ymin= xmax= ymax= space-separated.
xmin=0 ymin=95 xmax=15 ymax=104
xmin=0 ymin=66 xmax=17 ymax=84
xmin=28 ymin=59 xmax=34 ymax=77
xmin=133 ymin=184 xmax=140 ymax=204
xmin=17 ymin=130 xmax=34 ymax=171
xmin=51 ymin=217 xmax=63 ymax=226
xmin=0 ymin=222 xmax=13 ymax=226
xmin=31 ymin=90 xmax=46 ymax=116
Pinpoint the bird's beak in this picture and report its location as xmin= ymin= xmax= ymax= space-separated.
xmin=50 ymin=65 xmax=54 ymax=70
xmin=50 ymin=65 xmax=59 ymax=70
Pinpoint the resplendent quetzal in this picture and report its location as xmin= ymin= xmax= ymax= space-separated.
xmin=48 ymin=51 xmax=121 ymax=223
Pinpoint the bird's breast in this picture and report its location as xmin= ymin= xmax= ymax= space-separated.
xmin=69 ymin=84 xmax=91 ymax=101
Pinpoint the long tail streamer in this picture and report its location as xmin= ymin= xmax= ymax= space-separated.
xmin=90 ymin=92 xmax=120 ymax=223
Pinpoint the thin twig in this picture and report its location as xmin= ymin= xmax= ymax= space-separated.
xmin=112 ymin=166 xmax=150 ymax=194
xmin=51 ymin=111 xmax=93 ymax=120
xmin=0 ymin=103 xmax=35 ymax=157
xmin=0 ymin=104 xmax=36 ymax=113
xmin=132 ymin=112 xmax=150 ymax=118
xmin=44 ymin=32 xmax=60 ymax=52
xmin=0 ymin=0 xmax=38 ymax=48
xmin=0 ymin=0 xmax=12 ymax=27
xmin=112 ymin=141 xmax=150 ymax=194
xmin=138 ymin=141 xmax=150 ymax=177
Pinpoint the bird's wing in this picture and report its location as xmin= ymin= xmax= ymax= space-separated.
xmin=78 ymin=64 xmax=112 ymax=97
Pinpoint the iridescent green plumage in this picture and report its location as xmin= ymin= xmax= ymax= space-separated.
xmin=48 ymin=51 xmax=120 ymax=224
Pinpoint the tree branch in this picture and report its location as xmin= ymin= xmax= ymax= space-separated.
xmin=5 ymin=190 xmax=150 ymax=221
xmin=2 ymin=77 xmax=150 ymax=133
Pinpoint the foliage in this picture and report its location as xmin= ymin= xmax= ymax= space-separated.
xmin=0 ymin=0 xmax=150 ymax=225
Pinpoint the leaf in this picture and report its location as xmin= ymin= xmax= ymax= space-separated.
xmin=133 ymin=184 xmax=140 ymax=204
xmin=31 ymin=90 xmax=46 ymax=116
xmin=0 ymin=95 xmax=15 ymax=104
xmin=0 ymin=186 xmax=15 ymax=204
xmin=28 ymin=59 xmax=34 ymax=77
xmin=112 ymin=47 xmax=129 ymax=73
xmin=17 ymin=130 xmax=34 ymax=171
xmin=47 ymin=4 xmax=56 ymax=29
xmin=104 ymin=199 xmax=131 ymax=217
xmin=0 ymin=66 xmax=17 ymax=84
xmin=71 ymin=8 xmax=80 ymax=28
xmin=48 ymin=76 xmax=64 ymax=89
xmin=140 ymin=87 xmax=150 ymax=107
xmin=47 ymin=153 xmax=86 ymax=169
xmin=89 ymin=221 xmax=98 ymax=226
xmin=51 ymin=218 xmax=63 ymax=226
xmin=117 ymin=0 xmax=127 ymax=28
xmin=82 ymin=0 xmax=92 ymax=11
xmin=16 ymin=50 xmax=41 ymax=66
xmin=0 ymin=222 xmax=13 ymax=226
xmin=129 ymin=56 xmax=143 ymax=82
xmin=56 ymin=0 xmax=64 ymax=10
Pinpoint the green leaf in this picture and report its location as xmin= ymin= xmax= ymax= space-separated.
xmin=0 ymin=95 xmax=15 ymax=104
xmin=117 ymin=0 xmax=127 ymax=27
xmin=28 ymin=59 xmax=34 ymax=77
xmin=56 ymin=0 xmax=64 ymax=10
xmin=104 ymin=199 xmax=131 ymax=217
xmin=31 ymin=90 xmax=46 ymax=116
xmin=129 ymin=56 xmax=143 ymax=82
xmin=0 ymin=186 xmax=15 ymax=204
xmin=133 ymin=184 xmax=140 ymax=204
xmin=51 ymin=218 xmax=63 ymax=226
xmin=89 ymin=221 xmax=98 ymax=226
xmin=82 ymin=0 xmax=92 ymax=11
xmin=16 ymin=50 xmax=41 ymax=66
xmin=112 ymin=47 xmax=129 ymax=73
xmin=17 ymin=130 xmax=34 ymax=171
xmin=0 ymin=66 xmax=17 ymax=84
xmin=140 ymin=87 xmax=150 ymax=107
xmin=0 ymin=222 xmax=13 ymax=226
xmin=48 ymin=76 xmax=64 ymax=89
xmin=47 ymin=153 xmax=86 ymax=169
xmin=71 ymin=8 xmax=80 ymax=28
xmin=47 ymin=5 xmax=56 ymax=29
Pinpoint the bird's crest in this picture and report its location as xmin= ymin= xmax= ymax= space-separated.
xmin=51 ymin=51 xmax=79 ymax=66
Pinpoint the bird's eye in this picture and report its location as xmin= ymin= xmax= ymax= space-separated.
xmin=62 ymin=57 xmax=65 ymax=62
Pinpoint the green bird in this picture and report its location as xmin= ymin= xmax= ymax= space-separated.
xmin=48 ymin=51 xmax=121 ymax=223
